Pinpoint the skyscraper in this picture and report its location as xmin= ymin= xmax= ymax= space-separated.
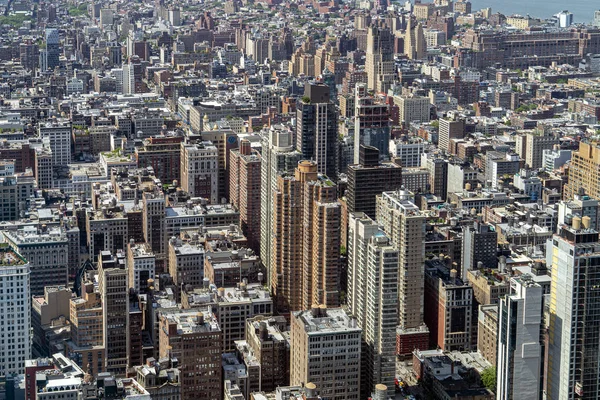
xmin=346 ymin=145 xmax=402 ymax=219
xmin=98 ymin=251 xmax=128 ymax=376
xmin=230 ymin=139 xmax=262 ymax=252
xmin=547 ymin=215 xmax=600 ymax=400
xmin=354 ymin=83 xmax=391 ymax=164
xmin=290 ymin=307 xmax=361 ymax=400
xmin=271 ymin=160 xmax=340 ymax=312
xmin=365 ymin=24 xmax=395 ymax=93
xmin=296 ymin=82 xmax=338 ymax=179
xmin=496 ymin=275 xmax=543 ymax=400
xmin=44 ymin=28 xmax=60 ymax=70
xmin=405 ymin=17 xmax=426 ymax=60
xmin=376 ymin=190 xmax=428 ymax=354
xmin=347 ymin=212 xmax=398 ymax=399
xmin=564 ymin=141 xmax=600 ymax=201
xmin=259 ymin=126 xmax=302 ymax=290
xmin=0 ymin=245 xmax=31 ymax=376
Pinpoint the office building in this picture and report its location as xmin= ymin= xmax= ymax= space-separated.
xmin=260 ymin=126 xmax=302 ymax=288
xmin=66 ymin=282 xmax=104 ymax=376
xmin=424 ymin=260 xmax=474 ymax=351
xmin=555 ymin=10 xmax=573 ymax=27
xmin=564 ymin=141 xmax=600 ymax=200
xmin=394 ymin=94 xmax=430 ymax=127
xmin=3 ymin=227 xmax=69 ymax=296
xmin=389 ymin=139 xmax=425 ymax=168
xmin=516 ymin=126 xmax=559 ymax=170
xmin=558 ymin=190 xmax=600 ymax=231
xmin=31 ymin=286 xmax=72 ymax=357
xmin=376 ymin=190 xmax=429 ymax=355
xmin=547 ymin=215 xmax=600 ymax=400
xmin=159 ymin=308 xmax=222 ymax=400
xmin=496 ymin=275 xmax=543 ymax=400
xmin=354 ymin=84 xmax=391 ymax=164
xmin=405 ymin=17 xmax=426 ymax=60
xmin=422 ymin=152 xmax=448 ymax=200
xmin=168 ymin=235 xmax=205 ymax=288
xmin=296 ymin=82 xmax=338 ymax=178
xmin=244 ymin=316 xmax=290 ymax=392
xmin=461 ymin=222 xmax=497 ymax=281
xmin=180 ymin=140 xmax=219 ymax=203
xmin=347 ymin=213 xmax=397 ymax=399
xmin=271 ymin=161 xmax=340 ymax=312
xmin=126 ymin=242 xmax=155 ymax=293
xmin=38 ymin=120 xmax=72 ymax=167
xmin=290 ymin=307 xmax=361 ymax=400
xmin=346 ymin=146 xmax=402 ymax=219
xmin=438 ymin=117 xmax=465 ymax=153
xmin=98 ymin=251 xmax=128 ymax=376
xmin=44 ymin=28 xmax=60 ymax=70
xmin=229 ymin=139 xmax=261 ymax=252
xmin=477 ymin=304 xmax=499 ymax=366
xmin=365 ymin=25 xmax=395 ymax=93
xmin=0 ymin=245 xmax=31 ymax=376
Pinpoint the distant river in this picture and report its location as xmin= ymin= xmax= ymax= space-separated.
xmin=469 ymin=0 xmax=598 ymax=23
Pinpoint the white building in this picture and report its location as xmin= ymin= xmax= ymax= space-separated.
xmin=496 ymin=275 xmax=543 ymax=400
xmin=542 ymin=147 xmax=571 ymax=173
xmin=347 ymin=212 xmax=397 ymax=398
xmin=0 ymin=246 xmax=31 ymax=376
xmin=547 ymin=216 xmax=600 ymax=399
xmin=127 ymin=242 xmax=155 ymax=293
xmin=389 ymin=140 xmax=425 ymax=167
xmin=512 ymin=169 xmax=542 ymax=201
xmin=38 ymin=120 xmax=72 ymax=167
xmin=180 ymin=141 xmax=219 ymax=204
xmin=554 ymin=10 xmax=573 ymax=27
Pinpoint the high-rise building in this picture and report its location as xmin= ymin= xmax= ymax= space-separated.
xmin=0 ymin=245 xmax=31 ymax=376
xmin=422 ymin=152 xmax=448 ymax=200
xmin=365 ymin=25 xmax=395 ymax=93
xmin=38 ymin=120 xmax=72 ymax=167
xmin=159 ymin=308 xmax=222 ymax=400
xmin=346 ymin=146 xmax=402 ymax=219
xmin=424 ymin=260 xmax=474 ymax=351
xmin=354 ymin=84 xmax=391 ymax=164
xmin=547 ymin=215 xmax=600 ymax=400
xmin=564 ymin=141 xmax=600 ymax=200
xmin=438 ymin=117 xmax=465 ymax=153
xmin=260 ymin=126 xmax=302 ymax=290
xmin=461 ymin=222 xmax=498 ymax=281
xmin=98 ymin=251 xmax=128 ymax=376
xmin=405 ymin=17 xmax=426 ymax=60
xmin=296 ymin=82 xmax=338 ymax=179
xmin=496 ymin=275 xmax=543 ymax=400
xmin=168 ymin=235 xmax=205 ymax=288
xmin=347 ymin=212 xmax=397 ymax=399
xmin=3 ymin=227 xmax=69 ymax=296
xmin=142 ymin=192 xmax=165 ymax=267
xmin=180 ymin=140 xmax=219 ymax=204
xmin=558 ymin=189 xmax=600 ymax=230
xmin=229 ymin=139 xmax=261 ymax=252
xmin=126 ymin=242 xmax=155 ymax=293
xmin=290 ymin=307 xmax=361 ymax=400
xmin=394 ymin=94 xmax=431 ymax=127
xmin=244 ymin=316 xmax=290 ymax=392
xmin=271 ymin=160 xmax=340 ymax=312
xmin=516 ymin=126 xmax=559 ymax=170
xmin=44 ymin=28 xmax=60 ymax=70
xmin=376 ymin=190 xmax=429 ymax=355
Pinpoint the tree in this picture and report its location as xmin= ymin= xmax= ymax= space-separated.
xmin=481 ymin=367 xmax=497 ymax=392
